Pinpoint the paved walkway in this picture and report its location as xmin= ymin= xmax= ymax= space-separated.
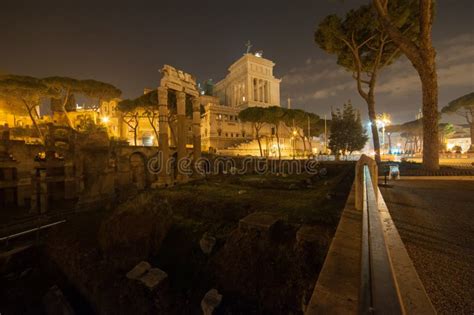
xmin=380 ymin=180 xmax=474 ymax=314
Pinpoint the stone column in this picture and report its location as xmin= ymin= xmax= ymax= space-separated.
xmin=156 ymin=87 xmax=171 ymax=186
xmin=266 ymin=81 xmax=270 ymax=103
xmin=263 ymin=81 xmax=268 ymax=103
xmin=192 ymin=97 xmax=202 ymax=162
xmin=257 ymin=80 xmax=261 ymax=102
xmin=266 ymin=81 xmax=271 ymax=104
xmin=176 ymin=91 xmax=188 ymax=182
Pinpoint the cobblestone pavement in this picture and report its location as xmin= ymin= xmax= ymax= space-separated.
xmin=380 ymin=180 xmax=474 ymax=315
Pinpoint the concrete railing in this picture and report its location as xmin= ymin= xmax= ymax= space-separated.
xmin=306 ymin=155 xmax=435 ymax=314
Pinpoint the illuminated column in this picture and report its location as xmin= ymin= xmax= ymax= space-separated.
xmin=176 ymin=91 xmax=188 ymax=182
xmin=192 ymin=97 xmax=201 ymax=162
xmin=267 ymin=81 xmax=271 ymax=104
xmin=247 ymin=77 xmax=251 ymax=103
xmin=264 ymin=81 xmax=269 ymax=103
xmin=157 ymin=87 xmax=171 ymax=186
xmin=252 ymin=78 xmax=257 ymax=101
xmin=256 ymin=80 xmax=261 ymax=102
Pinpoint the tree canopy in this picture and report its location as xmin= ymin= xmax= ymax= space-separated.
xmin=315 ymin=5 xmax=404 ymax=74
xmin=442 ymin=92 xmax=474 ymax=151
xmin=385 ymin=118 xmax=422 ymax=134
xmin=0 ymin=75 xmax=59 ymax=141
xmin=442 ymin=92 xmax=474 ymax=123
xmin=328 ymin=102 xmax=368 ymax=156
xmin=0 ymin=75 xmax=57 ymax=101
xmin=44 ymin=76 xmax=121 ymax=107
xmin=238 ymin=106 xmax=267 ymax=125
xmin=80 ymin=79 xmax=122 ymax=105
xmin=0 ymin=95 xmax=28 ymax=116
xmin=315 ymin=3 xmax=413 ymax=162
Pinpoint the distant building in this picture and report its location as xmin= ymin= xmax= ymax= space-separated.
xmin=213 ymin=53 xmax=281 ymax=108
xmin=100 ymin=52 xmax=306 ymax=156
xmin=446 ymin=124 xmax=471 ymax=152
xmin=2 ymin=53 xmax=316 ymax=157
xmin=200 ymin=52 xmax=307 ymax=156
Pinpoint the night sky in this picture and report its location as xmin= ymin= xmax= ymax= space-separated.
xmin=1 ymin=0 xmax=473 ymax=123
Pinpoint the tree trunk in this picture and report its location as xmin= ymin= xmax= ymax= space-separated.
xmin=307 ymin=136 xmax=313 ymax=156
xmin=469 ymin=122 xmax=474 ymax=152
xmin=420 ymin=67 xmax=439 ymax=169
xmin=61 ymin=92 xmax=74 ymax=129
xmin=23 ymin=100 xmax=44 ymax=143
xmin=275 ymin=125 xmax=281 ymax=160
xmin=300 ymin=135 xmax=307 ymax=156
xmin=255 ymin=129 xmax=263 ymax=157
xmin=367 ymin=96 xmax=381 ymax=163
xmin=147 ymin=114 xmax=160 ymax=144
xmin=373 ymin=0 xmax=439 ymax=170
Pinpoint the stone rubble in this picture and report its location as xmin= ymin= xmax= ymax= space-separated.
xmin=126 ymin=261 xmax=151 ymax=280
xmin=139 ymin=268 xmax=168 ymax=290
xmin=200 ymin=233 xmax=217 ymax=255
xmin=126 ymin=261 xmax=168 ymax=291
xmin=201 ymin=289 xmax=223 ymax=315
xmin=42 ymin=285 xmax=75 ymax=315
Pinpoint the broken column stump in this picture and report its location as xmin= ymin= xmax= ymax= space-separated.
xmin=238 ymin=212 xmax=288 ymax=239
xmin=126 ymin=261 xmax=168 ymax=291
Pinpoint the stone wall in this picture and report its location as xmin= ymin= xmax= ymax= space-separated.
xmin=1 ymin=139 xmax=163 ymax=213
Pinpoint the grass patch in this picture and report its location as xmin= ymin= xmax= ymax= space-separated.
xmin=153 ymin=166 xmax=354 ymax=239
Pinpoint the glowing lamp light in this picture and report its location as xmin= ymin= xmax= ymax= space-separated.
xmin=101 ymin=116 xmax=110 ymax=124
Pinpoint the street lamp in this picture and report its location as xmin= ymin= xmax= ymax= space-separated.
xmin=376 ymin=113 xmax=391 ymax=155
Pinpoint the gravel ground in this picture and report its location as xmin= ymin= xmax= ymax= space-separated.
xmin=380 ymin=180 xmax=474 ymax=315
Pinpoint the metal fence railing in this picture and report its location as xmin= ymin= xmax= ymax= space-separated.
xmin=0 ymin=220 xmax=66 ymax=247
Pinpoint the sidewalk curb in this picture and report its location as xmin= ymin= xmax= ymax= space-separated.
xmin=379 ymin=176 xmax=474 ymax=181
